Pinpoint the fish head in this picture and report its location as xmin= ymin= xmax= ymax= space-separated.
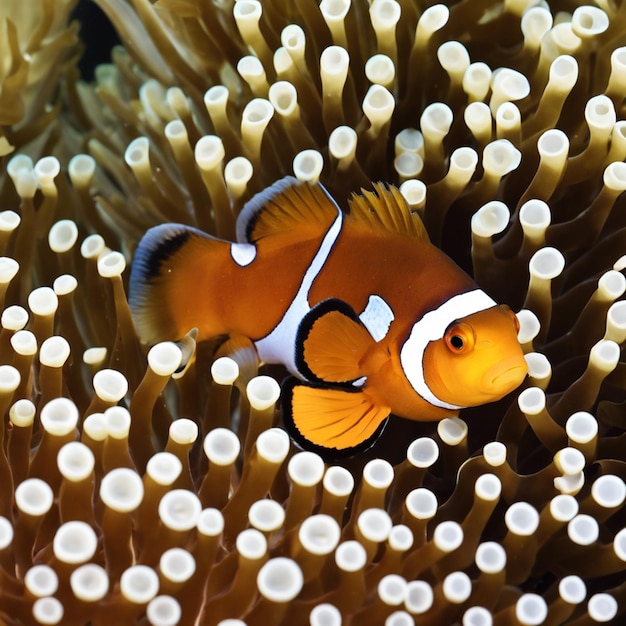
xmin=422 ymin=305 xmax=527 ymax=407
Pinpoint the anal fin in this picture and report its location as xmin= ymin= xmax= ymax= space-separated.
xmin=172 ymin=328 xmax=198 ymax=379
xmin=215 ymin=334 xmax=261 ymax=393
xmin=282 ymin=377 xmax=389 ymax=457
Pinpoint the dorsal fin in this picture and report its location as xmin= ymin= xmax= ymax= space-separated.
xmin=348 ymin=183 xmax=430 ymax=241
xmin=236 ymin=176 xmax=341 ymax=244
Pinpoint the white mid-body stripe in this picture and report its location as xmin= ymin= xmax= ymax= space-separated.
xmin=359 ymin=294 xmax=394 ymax=342
xmin=399 ymin=289 xmax=497 ymax=410
xmin=254 ymin=210 xmax=344 ymax=373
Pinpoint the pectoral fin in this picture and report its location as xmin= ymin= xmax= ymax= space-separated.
xmin=281 ymin=377 xmax=390 ymax=457
xmin=296 ymin=299 xmax=383 ymax=384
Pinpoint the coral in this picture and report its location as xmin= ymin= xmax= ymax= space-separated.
xmin=0 ymin=0 xmax=624 ymax=624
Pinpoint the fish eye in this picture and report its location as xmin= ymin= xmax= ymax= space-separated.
xmin=444 ymin=323 xmax=474 ymax=354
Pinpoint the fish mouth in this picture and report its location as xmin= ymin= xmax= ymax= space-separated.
xmin=489 ymin=364 xmax=527 ymax=392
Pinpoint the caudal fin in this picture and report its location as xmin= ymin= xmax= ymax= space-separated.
xmin=129 ymin=223 xmax=225 ymax=345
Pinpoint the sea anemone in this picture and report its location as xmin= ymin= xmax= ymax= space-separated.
xmin=0 ymin=0 xmax=625 ymax=624
xmin=0 ymin=0 xmax=79 ymax=159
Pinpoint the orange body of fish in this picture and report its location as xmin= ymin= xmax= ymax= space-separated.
xmin=130 ymin=177 xmax=527 ymax=456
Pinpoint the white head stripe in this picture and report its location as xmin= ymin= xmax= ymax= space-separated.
xmin=399 ymin=289 xmax=498 ymax=410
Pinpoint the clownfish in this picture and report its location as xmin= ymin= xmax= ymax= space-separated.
xmin=129 ymin=177 xmax=527 ymax=456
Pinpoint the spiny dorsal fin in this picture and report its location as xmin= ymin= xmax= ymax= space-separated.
xmin=281 ymin=377 xmax=390 ymax=457
xmin=236 ymin=176 xmax=341 ymax=244
xmin=348 ymin=183 xmax=430 ymax=241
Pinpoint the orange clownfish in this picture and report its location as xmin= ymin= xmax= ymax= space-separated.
xmin=129 ymin=177 xmax=527 ymax=456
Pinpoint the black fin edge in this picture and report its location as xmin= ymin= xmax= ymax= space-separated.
xmin=129 ymin=223 xmax=210 ymax=310
xmin=280 ymin=376 xmax=388 ymax=460
xmin=294 ymin=298 xmax=362 ymax=385
xmin=235 ymin=175 xmax=300 ymax=244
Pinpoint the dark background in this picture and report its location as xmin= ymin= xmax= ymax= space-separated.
xmin=72 ymin=0 xmax=120 ymax=80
